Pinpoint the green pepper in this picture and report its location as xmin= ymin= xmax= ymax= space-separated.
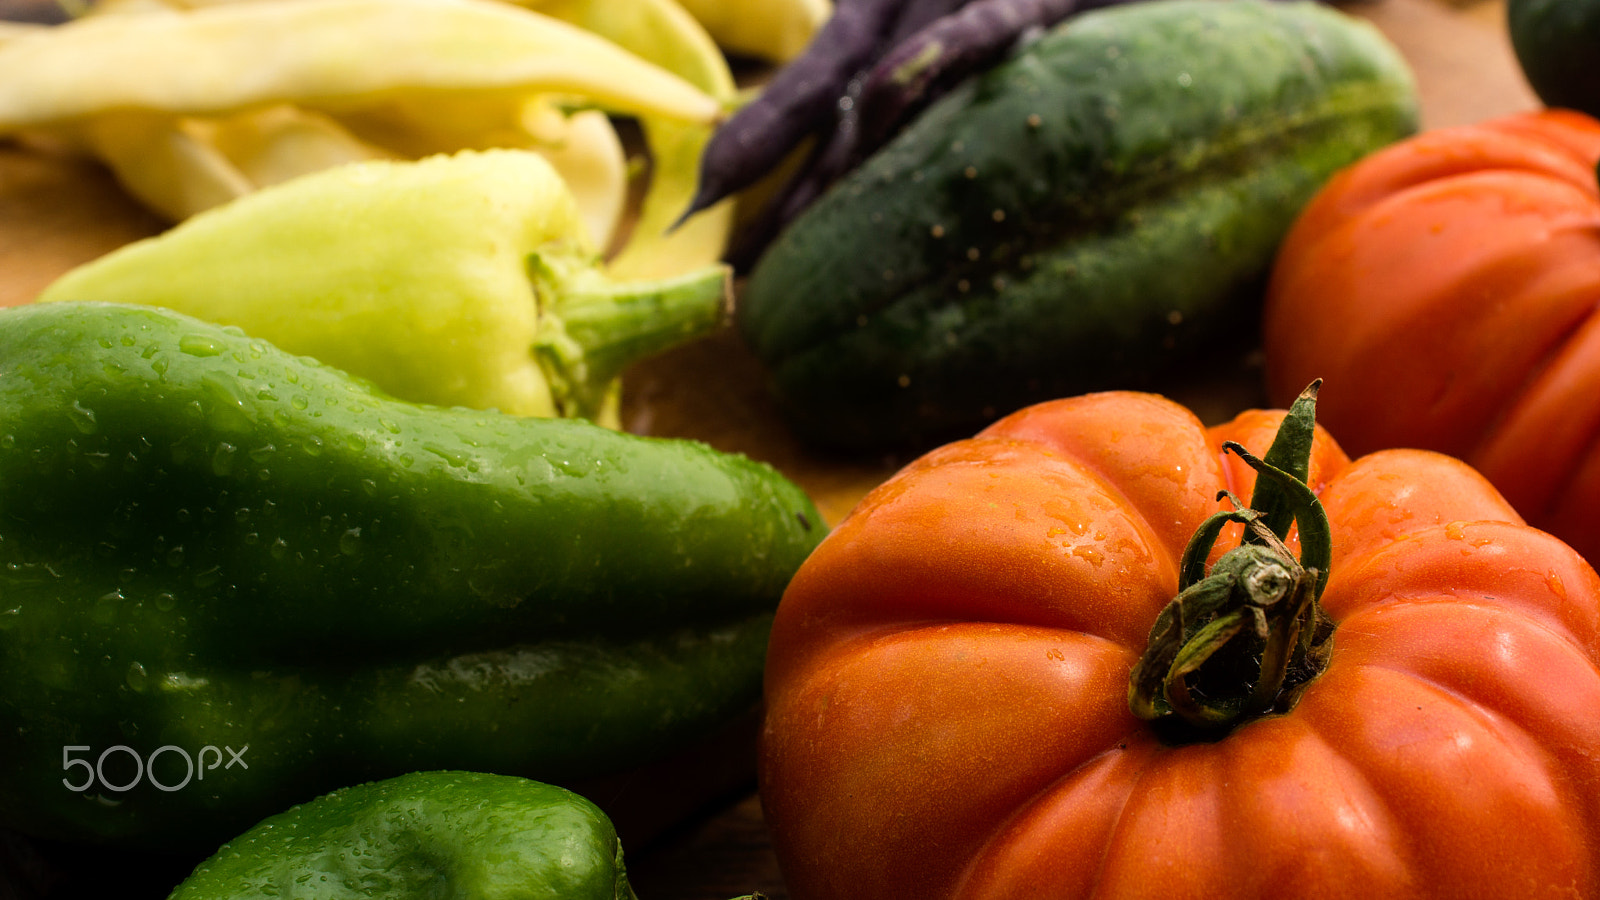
xmin=0 ymin=301 xmax=823 ymax=852
xmin=34 ymin=148 xmax=730 ymax=426
xmin=166 ymin=772 xmax=640 ymax=900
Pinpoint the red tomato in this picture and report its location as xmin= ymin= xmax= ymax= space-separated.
xmin=1263 ymin=109 xmax=1600 ymax=562
xmin=760 ymin=390 xmax=1600 ymax=899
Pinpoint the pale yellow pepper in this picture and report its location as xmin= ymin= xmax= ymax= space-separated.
xmin=35 ymin=149 xmax=730 ymax=426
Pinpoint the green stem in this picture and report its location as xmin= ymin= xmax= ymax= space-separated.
xmin=529 ymin=256 xmax=730 ymax=423
xmin=1244 ymin=576 xmax=1309 ymax=716
xmin=1252 ymin=379 xmax=1322 ymax=540
xmin=1127 ymin=383 xmax=1335 ymax=740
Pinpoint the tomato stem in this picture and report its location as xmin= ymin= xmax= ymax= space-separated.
xmin=1127 ymin=382 xmax=1335 ymax=739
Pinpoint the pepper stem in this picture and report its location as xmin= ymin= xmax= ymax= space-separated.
xmin=529 ymin=255 xmax=730 ymax=426
xmin=1128 ymin=381 xmax=1335 ymax=739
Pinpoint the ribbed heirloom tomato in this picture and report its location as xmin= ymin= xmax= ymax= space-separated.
xmin=759 ymin=387 xmax=1600 ymax=900
xmin=1263 ymin=109 xmax=1600 ymax=563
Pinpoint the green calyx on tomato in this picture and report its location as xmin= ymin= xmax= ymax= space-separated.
xmin=1129 ymin=381 xmax=1335 ymax=739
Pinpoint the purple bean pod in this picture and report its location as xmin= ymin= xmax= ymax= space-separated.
xmin=850 ymin=0 xmax=1103 ymax=159
xmin=679 ymin=0 xmax=911 ymax=223
xmin=732 ymin=0 xmax=1073 ymax=265
xmin=882 ymin=0 xmax=979 ymax=47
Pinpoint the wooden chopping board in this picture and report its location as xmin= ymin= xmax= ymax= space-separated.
xmin=0 ymin=1 xmax=1543 ymax=897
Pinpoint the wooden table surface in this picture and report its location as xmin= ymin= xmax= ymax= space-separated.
xmin=0 ymin=1 xmax=1542 ymax=897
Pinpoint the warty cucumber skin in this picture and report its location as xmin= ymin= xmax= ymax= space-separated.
xmin=0 ymin=302 xmax=824 ymax=849
xmin=740 ymin=0 xmax=1419 ymax=450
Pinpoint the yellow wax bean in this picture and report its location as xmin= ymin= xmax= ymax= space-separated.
xmin=0 ymin=0 xmax=720 ymax=130
xmin=675 ymin=0 xmax=830 ymax=63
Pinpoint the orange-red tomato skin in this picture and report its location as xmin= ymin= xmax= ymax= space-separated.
xmin=1263 ymin=109 xmax=1600 ymax=562
xmin=760 ymin=391 xmax=1600 ymax=900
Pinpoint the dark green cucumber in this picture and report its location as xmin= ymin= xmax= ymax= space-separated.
xmin=740 ymin=0 xmax=1418 ymax=450
xmin=0 ymin=302 xmax=823 ymax=850
xmin=1508 ymin=0 xmax=1600 ymax=118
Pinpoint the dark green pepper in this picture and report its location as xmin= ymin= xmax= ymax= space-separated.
xmin=0 ymin=302 xmax=824 ymax=852
xmin=166 ymin=772 xmax=641 ymax=900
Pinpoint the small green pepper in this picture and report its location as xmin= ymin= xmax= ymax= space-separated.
xmin=0 ymin=301 xmax=823 ymax=851
xmin=166 ymin=772 xmax=640 ymax=900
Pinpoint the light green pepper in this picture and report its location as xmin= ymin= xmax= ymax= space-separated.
xmin=35 ymin=148 xmax=728 ymax=426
